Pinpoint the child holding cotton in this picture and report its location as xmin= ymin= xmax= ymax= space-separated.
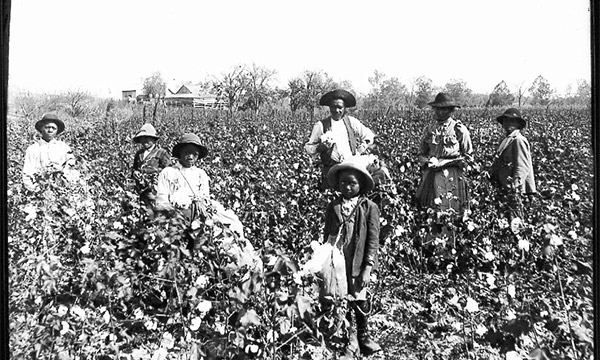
xmin=323 ymin=161 xmax=382 ymax=358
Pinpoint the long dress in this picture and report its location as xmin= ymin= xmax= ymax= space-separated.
xmin=415 ymin=117 xmax=473 ymax=216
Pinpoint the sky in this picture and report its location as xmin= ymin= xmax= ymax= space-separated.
xmin=8 ymin=0 xmax=591 ymax=98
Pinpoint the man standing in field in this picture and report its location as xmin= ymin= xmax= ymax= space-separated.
xmin=305 ymin=89 xmax=375 ymax=190
xmin=22 ymin=112 xmax=76 ymax=191
xmin=489 ymin=108 xmax=536 ymax=221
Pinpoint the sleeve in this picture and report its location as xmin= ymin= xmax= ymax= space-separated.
xmin=323 ymin=201 xmax=334 ymax=240
xmin=304 ymin=121 xmax=325 ymax=157
xmin=364 ymin=201 xmax=380 ymax=267
xmin=132 ymin=150 xmax=141 ymax=172
xmin=158 ymin=148 xmax=171 ymax=169
xmin=418 ymin=126 xmax=431 ymax=165
xmin=456 ymin=123 xmax=473 ymax=162
xmin=154 ymin=169 xmax=172 ymax=209
xmin=511 ymin=137 xmax=532 ymax=192
xmin=350 ymin=117 xmax=375 ymax=149
xmin=22 ymin=144 xmax=37 ymax=190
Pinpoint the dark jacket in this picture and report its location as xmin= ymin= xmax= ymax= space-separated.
xmin=490 ymin=130 xmax=536 ymax=194
xmin=132 ymin=146 xmax=171 ymax=174
xmin=324 ymin=196 xmax=380 ymax=276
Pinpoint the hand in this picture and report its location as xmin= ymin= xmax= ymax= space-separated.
xmin=427 ymin=157 xmax=440 ymax=169
xmin=355 ymin=267 xmax=372 ymax=292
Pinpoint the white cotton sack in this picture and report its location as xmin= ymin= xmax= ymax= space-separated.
xmin=301 ymin=242 xmax=334 ymax=274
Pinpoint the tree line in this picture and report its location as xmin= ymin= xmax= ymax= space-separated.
xmin=9 ymin=65 xmax=591 ymax=121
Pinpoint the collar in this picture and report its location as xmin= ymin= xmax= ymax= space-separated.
xmin=39 ymin=138 xmax=58 ymax=145
xmin=174 ymin=161 xmax=197 ymax=171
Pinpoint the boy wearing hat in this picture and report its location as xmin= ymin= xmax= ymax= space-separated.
xmin=489 ymin=108 xmax=536 ymax=220
xmin=305 ymin=89 xmax=375 ymax=190
xmin=323 ymin=161 xmax=381 ymax=358
xmin=154 ymin=133 xmax=245 ymax=238
xmin=22 ymin=113 xmax=75 ymax=191
xmin=131 ymin=123 xmax=171 ymax=205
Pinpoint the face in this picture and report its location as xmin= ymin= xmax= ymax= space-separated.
xmin=139 ymin=136 xmax=157 ymax=150
xmin=178 ymin=144 xmax=201 ymax=168
xmin=329 ymin=99 xmax=346 ymax=120
xmin=40 ymin=122 xmax=58 ymax=141
xmin=338 ymin=170 xmax=362 ymax=199
xmin=432 ymin=107 xmax=454 ymax=122
xmin=501 ymin=118 xmax=521 ymax=135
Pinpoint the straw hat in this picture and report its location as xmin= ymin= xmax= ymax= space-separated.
xmin=133 ymin=123 xmax=159 ymax=143
xmin=327 ymin=161 xmax=374 ymax=193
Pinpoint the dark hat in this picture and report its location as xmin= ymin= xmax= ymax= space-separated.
xmin=172 ymin=133 xmax=208 ymax=159
xmin=327 ymin=161 xmax=374 ymax=193
xmin=35 ymin=113 xmax=65 ymax=134
xmin=319 ymin=89 xmax=357 ymax=108
xmin=428 ymin=93 xmax=461 ymax=108
xmin=496 ymin=108 xmax=526 ymax=129
xmin=133 ymin=123 xmax=159 ymax=143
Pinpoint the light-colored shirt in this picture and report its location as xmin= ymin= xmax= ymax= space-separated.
xmin=22 ymin=138 xmax=74 ymax=189
xmin=155 ymin=162 xmax=210 ymax=209
xmin=305 ymin=116 xmax=375 ymax=162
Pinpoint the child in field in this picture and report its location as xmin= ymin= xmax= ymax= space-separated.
xmin=131 ymin=123 xmax=171 ymax=205
xmin=324 ymin=161 xmax=382 ymax=358
xmin=22 ymin=112 xmax=76 ymax=191
xmin=154 ymin=133 xmax=245 ymax=238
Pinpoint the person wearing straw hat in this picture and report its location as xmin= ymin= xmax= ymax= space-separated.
xmin=305 ymin=89 xmax=375 ymax=190
xmin=322 ymin=161 xmax=381 ymax=358
xmin=131 ymin=123 xmax=171 ymax=205
xmin=489 ymin=108 xmax=536 ymax=220
xmin=22 ymin=112 xmax=75 ymax=191
xmin=155 ymin=133 xmax=245 ymax=238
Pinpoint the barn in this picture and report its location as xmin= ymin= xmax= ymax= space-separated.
xmin=164 ymin=84 xmax=226 ymax=109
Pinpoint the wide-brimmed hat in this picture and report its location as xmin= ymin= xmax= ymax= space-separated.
xmin=327 ymin=161 xmax=374 ymax=193
xmin=172 ymin=133 xmax=208 ymax=159
xmin=319 ymin=89 xmax=357 ymax=108
xmin=496 ymin=108 xmax=526 ymax=129
xmin=428 ymin=93 xmax=461 ymax=108
xmin=35 ymin=113 xmax=65 ymax=134
xmin=133 ymin=123 xmax=159 ymax=143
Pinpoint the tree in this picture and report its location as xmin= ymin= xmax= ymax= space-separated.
xmin=575 ymin=78 xmax=591 ymax=105
xmin=287 ymin=70 xmax=335 ymax=119
xmin=515 ymin=81 xmax=528 ymax=107
xmin=488 ymin=80 xmax=514 ymax=107
xmin=61 ymin=90 xmax=91 ymax=117
xmin=412 ymin=76 xmax=434 ymax=109
xmin=443 ymin=79 xmax=472 ymax=106
xmin=528 ymin=75 xmax=554 ymax=106
xmin=364 ymin=70 xmax=408 ymax=111
xmin=214 ymin=65 xmax=249 ymax=114
xmin=142 ymin=71 xmax=166 ymax=98
xmin=241 ymin=64 xmax=277 ymax=113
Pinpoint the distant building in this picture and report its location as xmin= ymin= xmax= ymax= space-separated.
xmin=164 ymin=84 xmax=227 ymax=109
xmin=122 ymin=90 xmax=137 ymax=101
